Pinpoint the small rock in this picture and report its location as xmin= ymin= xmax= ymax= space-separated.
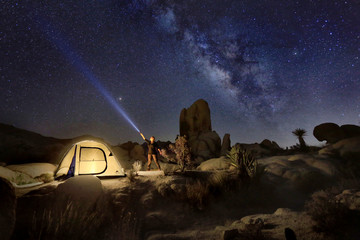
xmin=285 ymin=227 xmax=297 ymax=240
xmin=221 ymin=229 xmax=240 ymax=240
xmin=55 ymin=175 xmax=103 ymax=209
xmin=274 ymin=208 xmax=293 ymax=215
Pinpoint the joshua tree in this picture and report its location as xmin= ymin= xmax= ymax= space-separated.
xmin=292 ymin=128 xmax=307 ymax=151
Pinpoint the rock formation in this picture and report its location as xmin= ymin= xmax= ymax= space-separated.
xmin=313 ymin=122 xmax=360 ymax=144
xmin=179 ymin=99 xmax=221 ymax=161
xmin=220 ymin=133 xmax=231 ymax=156
xmin=180 ymin=99 xmax=212 ymax=137
xmin=260 ymin=139 xmax=281 ymax=150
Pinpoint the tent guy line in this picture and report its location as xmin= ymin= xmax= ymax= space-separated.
xmin=34 ymin=14 xmax=141 ymax=133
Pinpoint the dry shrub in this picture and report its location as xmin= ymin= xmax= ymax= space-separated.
xmin=29 ymin=195 xmax=110 ymax=240
xmin=132 ymin=161 xmax=142 ymax=174
xmin=184 ymin=171 xmax=236 ymax=209
xmin=168 ymin=136 xmax=192 ymax=171
xmin=126 ymin=169 xmax=136 ymax=183
xmin=305 ymin=189 xmax=360 ymax=239
xmin=186 ymin=180 xmax=210 ymax=209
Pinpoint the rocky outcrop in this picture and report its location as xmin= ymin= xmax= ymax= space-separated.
xmin=313 ymin=123 xmax=360 ymax=144
xmin=180 ymin=99 xmax=221 ymax=161
xmin=188 ymin=131 xmax=221 ymax=162
xmin=259 ymin=154 xmax=336 ymax=193
xmin=220 ymin=134 xmax=231 ymax=156
xmin=0 ymin=177 xmax=16 ymax=240
xmin=260 ymin=139 xmax=281 ymax=150
xmin=335 ymin=189 xmax=360 ymax=211
xmin=180 ymin=99 xmax=212 ymax=137
xmin=319 ymin=136 xmax=360 ymax=159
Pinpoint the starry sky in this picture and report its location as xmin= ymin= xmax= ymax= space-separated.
xmin=1 ymin=0 xmax=360 ymax=147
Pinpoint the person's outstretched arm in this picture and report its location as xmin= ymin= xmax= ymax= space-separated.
xmin=139 ymin=132 xmax=146 ymax=140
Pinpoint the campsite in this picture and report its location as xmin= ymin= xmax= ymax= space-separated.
xmin=1 ymin=1 xmax=360 ymax=239
xmin=1 ymin=99 xmax=360 ymax=240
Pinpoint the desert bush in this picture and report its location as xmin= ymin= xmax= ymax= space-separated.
xmin=29 ymin=196 xmax=110 ymax=240
xmin=305 ymin=189 xmax=360 ymax=239
xmin=182 ymin=171 xmax=236 ymax=209
xmin=168 ymin=136 xmax=192 ymax=171
xmin=227 ymin=145 xmax=264 ymax=182
xmin=132 ymin=161 xmax=142 ymax=174
xmin=185 ymin=180 xmax=210 ymax=209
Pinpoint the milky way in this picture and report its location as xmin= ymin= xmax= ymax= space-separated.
xmin=1 ymin=0 xmax=359 ymax=146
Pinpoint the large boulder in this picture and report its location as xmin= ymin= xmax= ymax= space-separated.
xmin=220 ymin=134 xmax=231 ymax=156
xmin=341 ymin=124 xmax=360 ymax=138
xmin=313 ymin=123 xmax=360 ymax=144
xmin=0 ymin=177 xmax=16 ymax=240
xmin=196 ymin=156 xmax=231 ymax=171
xmin=55 ymin=175 xmax=103 ymax=209
xmin=313 ymin=123 xmax=345 ymax=143
xmin=180 ymin=99 xmax=221 ymax=161
xmin=179 ymin=99 xmax=212 ymax=137
xmin=189 ymin=131 xmax=221 ymax=161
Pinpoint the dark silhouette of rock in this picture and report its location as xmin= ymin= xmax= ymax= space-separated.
xmin=179 ymin=99 xmax=212 ymax=137
xmin=340 ymin=124 xmax=360 ymax=138
xmin=284 ymin=227 xmax=297 ymax=240
xmin=180 ymin=99 xmax=221 ymax=161
xmin=220 ymin=133 xmax=231 ymax=156
xmin=0 ymin=177 xmax=16 ymax=240
xmin=222 ymin=228 xmax=240 ymax=240
xmin=314 ymin=123 xmax=360 ymax=144
xmin=260 ymin=139 xmax=281 ymax=150
xmin=313 ymin=123 xmax=346 ymax=143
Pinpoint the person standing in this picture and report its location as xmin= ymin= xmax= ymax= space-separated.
xmin=139 ymin=132 xmax=162 ymax=171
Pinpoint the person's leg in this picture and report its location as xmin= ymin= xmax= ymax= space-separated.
xmin=152 ymin=154 xmax=161 ymax=170
xmin=147 ymin=154 xmax=152 ymax=171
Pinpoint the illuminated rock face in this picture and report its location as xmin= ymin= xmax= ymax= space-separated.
xmin=179 ymin=99 xmax=221 ymax=161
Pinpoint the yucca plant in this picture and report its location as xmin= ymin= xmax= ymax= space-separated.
xmin=292 ymin=128 xmax=307 ymax=151
xmin=227 ymin=145 xmax=259 ymax=180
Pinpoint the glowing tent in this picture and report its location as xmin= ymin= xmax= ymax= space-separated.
xmin=55 ymin=140 xmax=125 ymax=178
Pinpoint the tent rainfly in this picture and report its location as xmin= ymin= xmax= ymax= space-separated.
xmin=55 ymin=140 xmax=125 ymax=178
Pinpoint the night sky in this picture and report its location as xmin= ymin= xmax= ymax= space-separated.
xmin=1 ymin=0 xmax=360 ymax=147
